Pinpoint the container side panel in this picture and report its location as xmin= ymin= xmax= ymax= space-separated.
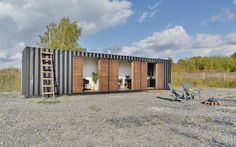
xmin=34 ymin=48 xmax=40 ymax=95
xmin=64 ymin=51 xmax=67 ymax=93
xmin=29 ymin=48 xmax=34 ymax=96
xmin=22 ymin=48 xmax=30 ymax=97
xmin=68 ymin=51 xmax=72 ymax=94
xmin=59 ymin=51 xmax=63 ymax=94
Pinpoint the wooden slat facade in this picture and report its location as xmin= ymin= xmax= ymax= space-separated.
xmin=131 ymin=61 xmax=141 ymax=90
xmin=109 ymin=60 xmax=119 ymax=91
xmin=98 ymin=59 xmax=109 ymax=91
xmin=141 ymin=62 xmax=148 ymax=89
xmin=72 ymin=57 xmax=83 ymax=93
xmin=156 ymin=63 xmax=165 ymax=89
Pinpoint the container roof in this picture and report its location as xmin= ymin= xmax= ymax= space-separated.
xmin=25 ymin=46 xmax=171 ymax=63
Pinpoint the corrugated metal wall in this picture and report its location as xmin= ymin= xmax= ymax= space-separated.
xmin=22 ymin=47 xmax=172 ymax=97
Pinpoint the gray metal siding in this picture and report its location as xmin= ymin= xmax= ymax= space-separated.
xmin=22 ymin=47 xmax=30 ymax=97
xmin=22 ymin=46 xmax=172 ymax=97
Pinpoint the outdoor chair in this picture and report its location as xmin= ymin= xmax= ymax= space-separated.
xmin=83 ymin=79 xmax=90 ymax=91
xmin=182 ymin=83 xmax=201 ymax=99
xmin=168 ymin=83 xmax=186 ymax=101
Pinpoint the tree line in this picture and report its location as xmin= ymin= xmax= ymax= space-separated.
xmin=173 ymin=54 xmax=236 ymax=73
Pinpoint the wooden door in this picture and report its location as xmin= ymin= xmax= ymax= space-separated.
xmin=132 ymin=61 xmax=141 ymax=90
xmin=72 ymin=57 xmax=83 ymax=93
xmin=141 ymin=62 xmax=147 ymax=89
xmin=156 ymin=63 xmax=164 ymax=89
xmin=109 ymin=60 xmax=119 ymax=91
xmin=98 ymin=59 xmax=109 ymax=91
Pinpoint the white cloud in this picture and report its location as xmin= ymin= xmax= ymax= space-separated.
xmin=105 ymin=26 xmax=236 ymax=61
xmin=0 ymin=0 xmax=133 ymax=68
xmin=211 ymin=9 xmax=235 ymax=22
xmin=201 ymin=8 xmax=235 ymax=26
xmin=138 ymin=11 xmax=149 ymax=23
xmin=138 ymin=1 xmax=160 ymax=23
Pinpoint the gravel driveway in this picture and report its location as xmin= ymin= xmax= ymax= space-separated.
xmin=0 ymin=88 xmax=236 ymax=146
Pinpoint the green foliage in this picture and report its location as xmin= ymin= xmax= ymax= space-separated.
xmin=92 ymin=72 xmax=98 ymax=84
xmin=38 ymin=17 xmax=85 ymax=51
xmin=0 ymin=68 xmax=21 ymax=92
xmin=173 ymin=55 xmax=236 ymax=73
xmin=231 ymin=53 xmax=236 ymax=58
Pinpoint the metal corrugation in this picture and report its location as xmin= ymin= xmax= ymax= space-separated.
xmin=64 ymin=51 xmax=67 ymax=93
xmin=29 ymin=48 xmax=34 ymax=96
xmin=22 ymin=46 xmax=172 ymax=97
xmin=68 ymin=51 xmax=72 ymax=93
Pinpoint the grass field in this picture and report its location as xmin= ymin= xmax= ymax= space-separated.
xmin=0 ymin=68 xmax=235 ymax=93
xmin=172 ymin=72 xmax=236 ymax=88
xmin=0 ymin=68 xmax=21 ymax=92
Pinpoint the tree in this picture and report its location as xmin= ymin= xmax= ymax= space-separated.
xmin=231 ymin=53 xmax=236 ymax=58
xmin=38 ymin=17 xmax=85 ymax=51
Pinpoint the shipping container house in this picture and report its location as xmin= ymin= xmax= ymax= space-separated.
xmin=22 ymin=47 xmax=171 ymax=98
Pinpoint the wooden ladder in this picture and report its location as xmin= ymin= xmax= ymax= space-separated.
xmin=40 ymin=49 xmax=55 ymax=98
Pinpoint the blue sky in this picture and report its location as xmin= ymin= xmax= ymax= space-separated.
xmin=0 ymin=0 xmax=236 ymax=67
xmin=81 ymin=0 xmax=236 ymax=50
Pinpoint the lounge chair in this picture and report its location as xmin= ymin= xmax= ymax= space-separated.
xmin=182 ymin=83 xmax=201 ymax=99
xmin=168 ymin=83 xmax=186 ymax=101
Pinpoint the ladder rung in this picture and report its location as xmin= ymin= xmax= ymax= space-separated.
xmin=41 ymin=51 xmax=53 ymax=55
xmin=41 ymin=71 xmax=53 ymax=73
xmin=41 ymin=58 xmax=53 ymax=60
xmin=42 ymin=85 xmax=54 ymax=87
xmin=42 ymin=92 xmax=55 ymax=95
xmin=42 ymin=77 xmax=53 ymax=80
xmin=42 ymin=64 xmax=53 ymax=67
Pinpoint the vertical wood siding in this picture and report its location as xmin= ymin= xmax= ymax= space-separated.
xmin=156 ymin=63 xmax=165 ymax=89
xmin=141 ymin=62 xmax=147 ymax=89
xmin=72 ymin=57 xmax=83 ymax=93
xmin=132 ymin=61 xmax=141 ymax=90
xmin=98 ymin=59 xmax=109 ymax=91
xmin=109 ymin=60 xmax=119 ymax=91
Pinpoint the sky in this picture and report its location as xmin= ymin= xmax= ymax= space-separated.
xmin=0 ymin=0 xmax=236 ymax=68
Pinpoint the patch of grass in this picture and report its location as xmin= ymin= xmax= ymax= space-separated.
xmin=204 ymin=116 xmax=213 ymax=123
xmin=0 ymin=68 xmax=21 ymax=92
xmin=151 ymin=120 xmax=164 ymax=126
xmin=227 ymin=95 xmax=236 ymax=99
xmin=37 ymin=99 xmax=61 ymax=105
xmin=180 ymin=116 xmax=194 ymax=125
xmin=89 ymin=105 xmax=102 ymax=112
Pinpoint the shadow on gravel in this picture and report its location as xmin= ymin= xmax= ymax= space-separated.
xmin=214 ymin=118 xmax=236 ymax=127
xmin=156 ymin=96 xmax=174 ymax=102
xmin=106 ymin=114 xmax=178 ymax=128
xmin=169 ymin=128 xmax=233 ymax=147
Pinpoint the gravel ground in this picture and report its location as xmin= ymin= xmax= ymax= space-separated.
xmin=0 ymin=88 xmax=236 ymax=147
